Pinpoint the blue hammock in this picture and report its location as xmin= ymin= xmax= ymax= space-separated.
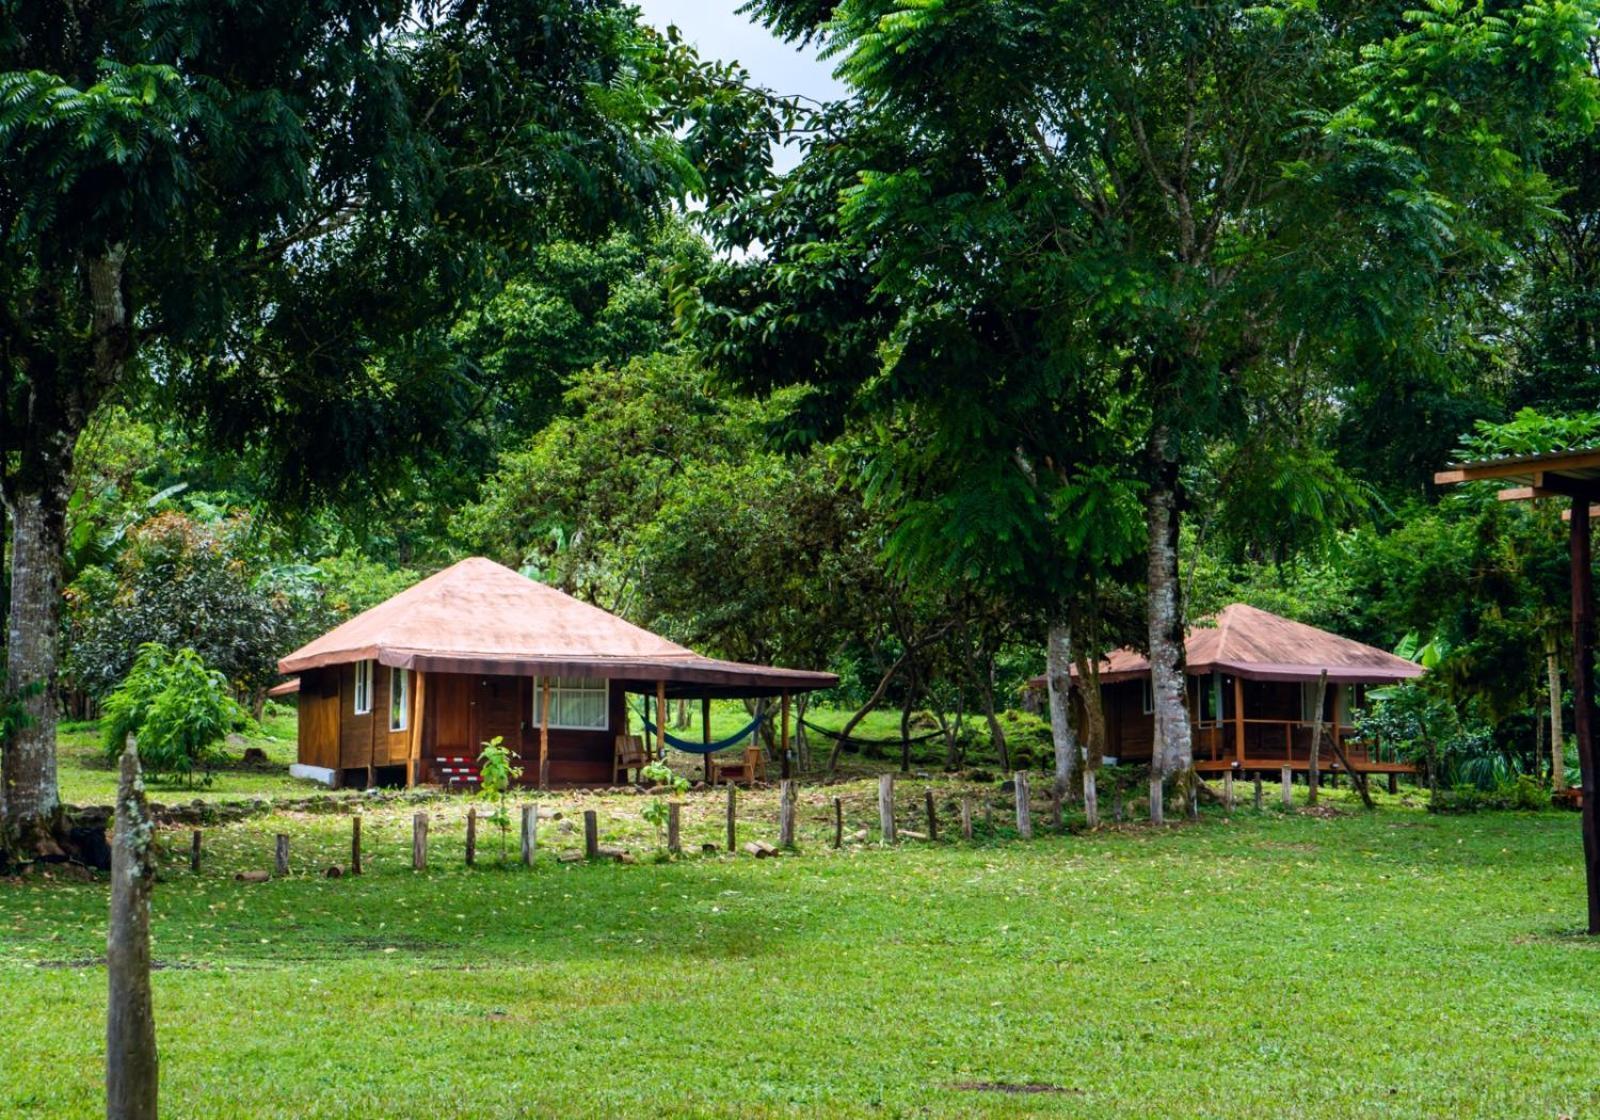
xmin=638 ymin=700 xmax=766 ymax=755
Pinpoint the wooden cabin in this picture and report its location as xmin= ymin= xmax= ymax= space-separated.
xmin=1038 ymin=604 xmax=1425 ymax=777
xmin=275 ymin=558 xmax=836 ymax=789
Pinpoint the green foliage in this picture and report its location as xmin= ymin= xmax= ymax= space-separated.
xmin=477 ymin=736 xmax=524 ymax=864
xmin=100 ymin=644 xmax=250 ymax=785
xmin=639 ymin=759 xmax=689 ymax=849
xmin=1428 ymin=776 xmax=1550 ymax=814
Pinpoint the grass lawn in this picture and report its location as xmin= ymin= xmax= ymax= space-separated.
xmin=55 ymin=704 xmax=327 ymax=807
xmin=3 ymin=779 xmax=1598 ymax=1118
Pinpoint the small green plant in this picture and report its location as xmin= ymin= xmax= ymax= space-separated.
xmin=639 ymin=759 xmax=689 ymax=850
xmin=478 ymin=736 xmax=524 ymax=863
xmin=101 ymin=643 xmax=250 ymax=785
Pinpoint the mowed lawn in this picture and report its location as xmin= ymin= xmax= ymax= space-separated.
xmin=2 ymin=785 xmax=1598 ymax=1119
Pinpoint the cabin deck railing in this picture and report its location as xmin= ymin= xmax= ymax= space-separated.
xmin=1191 ymin=719 xmax=1407 ymax=768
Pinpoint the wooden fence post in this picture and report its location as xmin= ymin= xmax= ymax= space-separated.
xmin=189 ymin=829 xmax=202 ymax=874
xmin=1188 ymin=782 xmax=1199 ymax=820
xmin=924 ymin=789 xmax=938 ymax=841
xmin=726 ymin=786 xmax=737 ymax=852
xmin=1223 ymin=771 xmax=1234 ymax=812
xmin=521 ymin=805 xmax=537 ymax=865
xmin=1388 ymin=772 xmax=1399 ymax=795
xmin=1050 ymin=789 xmax=1063 ymax=831
xmin=108 ymin=745 xmax=158 ymax=1120
xmin=668 ymin=801 xmax=682 ymax=854
xmin=1114 ymin=785 xmax=1124 ymax=823
xmin=1253 ymin=775 xmax=1264 ymax=812
xmin=832 ymin=797 xmax=843 ymax=849
xmin=1281 ymin=766 xmax=1293 ymax=810
xmin=583 ymin=809 xmax=599 ymax=860
xmin=274 ymin=834 xmax=290 ymax=877
xmin=1149 ymin=775 xmax=1165 ymax=825
xmin=1084 ymin=769 xmax=1100 ymax=830
xmin=351 ymin=815 xmax=363 ymax=876
xmin=465 ymin=807 xmax=478 ymax=867
xmin=878 ymin=773 xmax=897 ymax=844
xmin=960 ymin=797 xmax=973 ymax=840
xmin=778 ymin=781 xmax=797 ymax=848
xmin=413 ymin=812 xmax=428 ymax=870
xmin=984 ymin=800 xmax=994 ymax=831
xmin=1014 ymin=771 xmax=1033 ymax=839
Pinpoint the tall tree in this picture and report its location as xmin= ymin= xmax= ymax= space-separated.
xmin=0 ymin=1 xmax=763 ymax=855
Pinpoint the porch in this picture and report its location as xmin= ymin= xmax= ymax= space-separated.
xmin=1191 ymin=718 xmax=1419 ymax=776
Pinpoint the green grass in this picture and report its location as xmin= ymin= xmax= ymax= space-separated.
xmin=55 ymin=704 xmax=326 ymax=806
xmin=3 ymin=780 xmax=1598 ymax=1118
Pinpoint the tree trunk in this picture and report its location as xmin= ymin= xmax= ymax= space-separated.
xmin=1145 ymin=423 xmax=1192 ymax=781
xmin=899 ymin=663 xmax=918 ymax=773
xmin=107 ymin=743 xmax=158 ymax=1120
xmin=1549 ymin=641 xmax=1567 ymax=791
xmin=1045 ymin=619 xmax=1079 ymax=799
xmin=4 ymin=485 xmax=70 ymax=853
xmin=824 ymin=651 xmax=908 ymax=774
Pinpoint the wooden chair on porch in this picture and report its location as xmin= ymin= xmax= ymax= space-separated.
xmin=715 ymin=744 xmax=766 ymax=785
xmin=614 ymin=734 xmax=650 ymax=784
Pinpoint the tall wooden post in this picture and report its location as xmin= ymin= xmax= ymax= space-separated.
xmin=655 ymin=680 xmax=667 ymax=763
xmin=521 ymin=805 xmax=537 ymax=865
xmin=726 ymin=785 xmax=737 ymax=851
xmin=702 ymin=696 xmax=712 ymax=784
xmin=1014 ymin=771 xmax=1033 ymax=839
xmin=538 ymin=675 xmax=552 ymax=790
xmin=351 ymin=815 xmax=362 ymax=875
xmin=878 ymin=773 xmax=897 ymax=844
xmin=1233 ymin=675 xmax=1246 ymax=766
xmin=583 ymin=809 xmax=599 ymax=860
xmin=1570 ymin=500 xmax=1600 ymax=934
xmin=408 ymin=670 xmax=426 ymax=788
xmin=779 ymin=780 xmax=796 ymax=848
xmin=108 ymin=744 xmax=158 ymax=1120
xmin=668 ymin=801 xmax=682 ymax=854
xmin=780 ymin=691 xmax=792 ymax=780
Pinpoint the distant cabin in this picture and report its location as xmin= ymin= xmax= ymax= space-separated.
xmin=1035 ymin=604 xmax=1424 ymax=777
xmin=274 ymin=558 xmax=836 ymax=789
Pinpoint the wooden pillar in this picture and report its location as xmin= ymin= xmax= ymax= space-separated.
xmin=780 ymin=691 xmax=792 ymax=780
xmin=702 ymin=696 xmax=712 ymax=784
xmin=408 ymin=670 xmax=426 ymax=787
xmin=878 ymin=773 xmax=897 ymax=843
xmin=521 ymin=805 xmax=537 ymax=865
xmin=1014 ymin=771 xmax=1033 ymax=838
xmin=583 ymin=809 xmax=599 ymax=860
xmin=779 ymin=780 xmax=796 ymax=848
xmin=655 ymin=680 xmax=667 ymax=763
xmin=108 ymin=744 xmax=158 ymax=1120
xmin=726 ymin=785 xmax=737 ymax=851
xmin=351 ymin=816 xmax=362 ymax=875
xmin=1570 ymin=499 xmax=1600 ymax=934
xmin=413 ymin=812 xmax=428 ymax=870
xmin=465 ymin=807 xmax=477 ymax=867
xmin=1233 ymin=675 xmax=1245 ymax=766
xmin=668 ymin=801 xmax=682 ymax=854
xmin=538 ymin=675 xmax=552 ymax=790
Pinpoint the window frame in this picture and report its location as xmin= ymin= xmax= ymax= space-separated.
xmin=534 ymin=676 xmax=611 ymax=732
xmin=389 ymin=667 xmax=409 ymax=733
xmin=1140 ymin=676 xmax=1153 ymax=716
xmin=353 ymin=659 xmax=373 ymax=716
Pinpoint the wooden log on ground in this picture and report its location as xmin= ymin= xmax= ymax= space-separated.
xmin=190 ymin=829 xmax=202 ymax=874
xmin=108 ymin=745 xmax=158 ymax=1120
xmin=832 ymin=797 xmax=843 ymax=849
xmin=1149 ymin=776 xmax=1164 ymax=825
xmin=1014 ymin=771 xmax=1033 ymax=839
xmin=844 ymin=828 xmax=869 ymax=844
xmin=413 ymin=812 xmax=428 ymax=870
xmin=726 ymin=786 xmax=737 ymax=852
xmin=960 ymin=796 xmax=973 ymax=840
xmin=583 ymin=809 xmax=599 ymax=860
xmin=668 ymin=801 xmax=682 ymax=854
xmin=274 ymin=834 xmax=289 ymax=877
xmin=465 ymin=807 xmax=478 ymax=867
xmin=235 ymin=869 xmax=270 ymax=883
xmin=925 ymin=789 xmax=938 ymax=841
xmin=1281 ymin=766 xmax=1293 ymax=811
xmin=878 ymin=773 xmax=897 ymax=844
xmin=743 ymin=840 xmax=779 ymax=859
xmin=779 ymin=780 xmax=796 ymax=848
xmin=521 ymin=805 xmax=537 ymax=865
xmin=1254 ymin=775 xmax=1264 ymax=812
xmin=351 ymin=816 xmax=362 ymax=876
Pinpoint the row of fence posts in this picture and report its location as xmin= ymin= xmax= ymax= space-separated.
xmin=198 ymin=764 xmax=1351 ymax=877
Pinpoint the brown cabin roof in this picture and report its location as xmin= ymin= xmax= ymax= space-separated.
xmin=1033 ymin=603 xmax=1424 ymax=687
xmin=277 ymin=557 xmax=837 ymax=696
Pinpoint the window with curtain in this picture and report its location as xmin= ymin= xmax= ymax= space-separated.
xmin=389 ymin=668 xmax=409 ymax=732
xmin=536 ymin=677 xmax=609 ymax=730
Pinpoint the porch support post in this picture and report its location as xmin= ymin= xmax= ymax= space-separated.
xmin=703 ymin=696 xmax=712 ymax=784
xmin=1569 ymin=499 xmax=1600 ymax=934
xmin=781 ymin=691 xmax=792 ymax=780
xmin=1233 ymin=675 xmax=1245 ymax=767
xmin=538 ymin=675 xmax=551 ymax=790
xmin=408 ymin=671 xmax=426 ymax=788
xmin=655 ymin=680 xmax=667 ymax=762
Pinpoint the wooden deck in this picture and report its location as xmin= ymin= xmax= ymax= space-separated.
xmin=1191 ymin=718 xmax=1420 ymax=774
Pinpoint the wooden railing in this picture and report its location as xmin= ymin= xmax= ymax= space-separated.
xmin=1194 ymin=718 xmax=1385 ymax=765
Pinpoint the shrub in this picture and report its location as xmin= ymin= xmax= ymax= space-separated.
xmin=102 ymin=644 xmax=250 ymax=785
xmin=1428 ymin=775 xmax=1548 ymax=814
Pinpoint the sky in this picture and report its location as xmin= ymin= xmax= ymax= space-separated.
xmin=633 ymin=0 xmax=846 ymax=145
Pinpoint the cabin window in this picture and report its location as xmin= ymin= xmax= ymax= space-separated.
xmin=1200 ymin=673 xmax=1223 ymax=723
xmin=1140 ymin=677 xmax=1153 ymax=715
xmin=537 ymin=677 xmax=609 ymax=731
xmin=1300 ymin=680 xmax=1328 ymax=723
xmin=353 ymin=660 xmax=373 ymax=716
xmin=389 ymin=668 xmax=409 ymax=732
